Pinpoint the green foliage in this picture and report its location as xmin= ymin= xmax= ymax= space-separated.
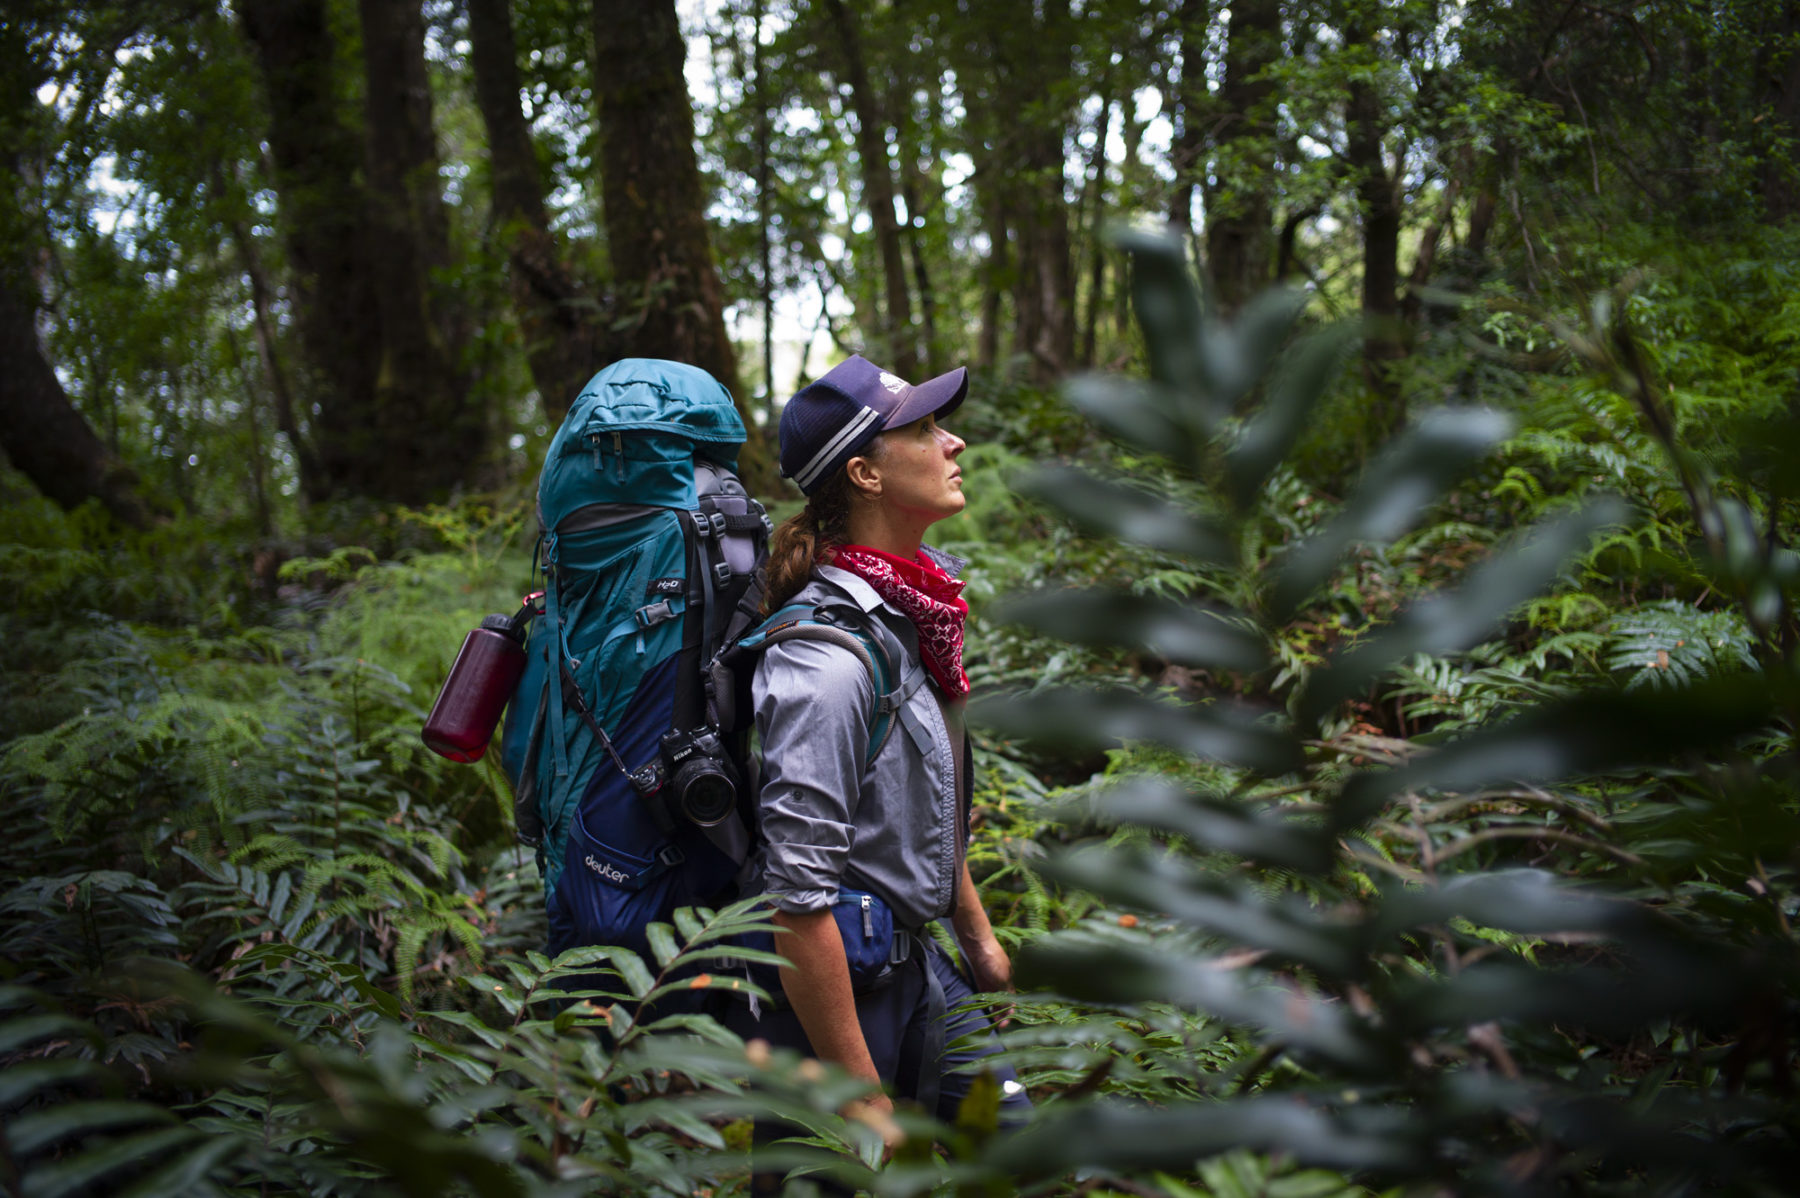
xmin=0 ymin=985 xmax=243 ymax=1198
xmin=974 ymin=231 xmax=1800 ymax=1193
xmin=9 ymin=0 xmax=1800 ymax=1190
xmin=1 ymin=493 xmax=1030 ymax=1194
xmin=1605 ymin=599 xmax=1758 ymax=690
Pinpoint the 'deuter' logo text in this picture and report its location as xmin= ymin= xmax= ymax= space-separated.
xmin=585 ymin=854 xmax=629 ymax=884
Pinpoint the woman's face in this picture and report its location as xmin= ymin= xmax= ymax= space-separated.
xmin=865 ymin=414 xmax=967 ymax=529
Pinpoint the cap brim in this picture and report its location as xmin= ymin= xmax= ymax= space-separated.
xmin=881 ymin=366 xmax=968 ymax=431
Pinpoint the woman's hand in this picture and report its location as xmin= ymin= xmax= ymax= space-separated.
xmin=950 ymin=863 xmax=1018 ymax=1027
xmin=772 ymin=907 xmax=880 ymax=1077
xmin=771 ymin=907 xmax=910 ymax=1161
xmin=843 ymin=1092 xmax=905 ymax=1162
xmin=962 ymin=930 xmax=1014 ymax=995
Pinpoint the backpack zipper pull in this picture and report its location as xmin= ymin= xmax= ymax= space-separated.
xmin=589 ymin=432 xmax=602 ymax=471
xmin=860 ymin=894 xmax=873 ymax=939
xmin=613 ymin=431 xmax=625 ymax=482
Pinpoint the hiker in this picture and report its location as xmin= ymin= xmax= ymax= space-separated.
xmin=728 ymin=354 xmax=1032 ymax=1151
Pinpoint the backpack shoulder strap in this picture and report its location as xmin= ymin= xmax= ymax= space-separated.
xmin=734 ymin=601 xmax=902 ymax=764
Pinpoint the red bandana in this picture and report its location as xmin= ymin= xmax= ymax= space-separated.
xmin=829 ymin=545 xmax=971 ymax=698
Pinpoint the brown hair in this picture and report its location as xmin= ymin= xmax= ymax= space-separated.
xmin=762 ymin=440 xmax=881 ymax=613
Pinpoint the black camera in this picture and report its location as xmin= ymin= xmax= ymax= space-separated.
xmin=629 ymin=726 xmax=740 ymax=828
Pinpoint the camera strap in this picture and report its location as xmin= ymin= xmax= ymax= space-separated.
xmin=557 ymin=656 xmax=679 ymax=837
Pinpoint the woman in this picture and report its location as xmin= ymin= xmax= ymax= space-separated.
xmin=731 ymin=353 xmax=1031 ymax=1151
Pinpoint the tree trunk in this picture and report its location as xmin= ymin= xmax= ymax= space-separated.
xmin=821 ymin=0 xmax=915 ymax=376
xmin=239 ymin=0 xmax=487 ymax=505
xmin=0 ymin=252 xmax=156 ymax=528
xmin=1012 ymin=120 xmax=1076 ymax=381
xmin=1344 ymin=15 xmax=1404 ymax=431
xmin=1205 ymin=0 xmax=1279 ymax=314
xmin=947 ymin=0 xmax=1074 ymax=381
xmin=591 ymin=0 xmax=739 ymax=391
xmin=1001 ymin=0 xmax=1076 ymax=382
xmin=1166 ymin=0 xmax=1209 ymax=231
xmin=753 ymin=0 xmax=775 ymax=407
xmin=900 ymin=144 xmax=942 ymax=378
xmin=1078 ymin=91 xmax=1114 ymax=368
xmin=468 ymin=0 xmax=597 ymax=418
xmin=1403 ymin=178 xmax=1458 ymax=322
xmin=1757 ymin=3 xmax=1800 ymax=220
xmin=975 ymin=190 xmax=1008 ymax=371
xmin=1468 ymin=183 xmax=1498 ymax=258
xmin=223 ymin=326 xmax=275 ymax=537
xmin=1117 ymin=104 xmax=1147 ymax=338
xmin=357 ymin=0 xmax=483 ymax=503
xmin=0 ymin=22 xmax=155 ymax=527
xmin=591 ymin=0 xmax=773 ymax=485
xmin=891 ymin=0 xmax=942 ymax=379
xmin=215 ymin=150 xmax=320 ymax=494
xmin=235 ymin=0 xmax=381 ymax=505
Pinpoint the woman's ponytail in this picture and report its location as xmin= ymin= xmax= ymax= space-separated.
xmin=762 ymin=467 xmax=857 ymax=613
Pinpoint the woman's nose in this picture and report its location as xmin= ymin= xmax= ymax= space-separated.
xmin=936 ymin=427 xmax=965 ymax=455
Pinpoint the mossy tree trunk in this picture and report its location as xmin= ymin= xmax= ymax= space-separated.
xmin=236 ymin=0 xmax=483 ymax=506
xmin=355 ymin=0 xmax=484 ymax=500
xmin=591 ymin=0 xmax=774 ymax=487
xmin=0 ymin=20 xmax=157 ymax=527
xmin=821 ymin=0 xmax=916 ymax=379
xmin=235 ymin=0 xmax=378 ymax=505
xmin=1343 ymin=5 xmax=1405 ymax=433
xmin=467 ymin=0 xmax=597 ymax=419
xmin=589 ymin=0 xmax=738 ymax=386
xmin=0 ymin=246 xmax=158 ymax=528
xmin=1205 ymin=0 xmax=1280 ymax=315
xmin=1166 ymin=0 xmax=1209 ymax=234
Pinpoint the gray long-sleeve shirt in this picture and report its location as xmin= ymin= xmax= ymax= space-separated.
xmin=744 ymin=562 xmax=969 ymax=932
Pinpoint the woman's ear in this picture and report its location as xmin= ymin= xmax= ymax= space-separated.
xmin=845 ymin=452 xmax=882 ymax=500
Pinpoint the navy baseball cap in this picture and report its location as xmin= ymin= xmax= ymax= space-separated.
xmin=778 ymin=355 xmax=969 ymax=495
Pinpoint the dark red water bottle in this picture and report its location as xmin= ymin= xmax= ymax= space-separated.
xmin=422 ymin=614 xmax=527 ymax=763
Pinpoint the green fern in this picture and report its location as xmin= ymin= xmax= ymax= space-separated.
xmin=1606 ymin=599 xmax=1757 ymax=690
xmin=0 ymin=986 xmax=243 ymax=1194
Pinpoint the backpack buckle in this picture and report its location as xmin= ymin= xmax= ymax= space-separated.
xmin=708 ymin=512 xmax=728 ymax=537
xmin=747 ymin=500 xmax=773 ymax=535
xmin=713 ymin=562 xmax=732 ymax=585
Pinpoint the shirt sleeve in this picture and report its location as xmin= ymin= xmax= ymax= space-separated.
xmin=752 ymin=635 xmax=877 ymax=913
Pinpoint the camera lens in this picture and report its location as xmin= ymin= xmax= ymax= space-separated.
xmin=674 ymin=765 xmax=737 ymax=826
xmin=659 ymin=726 xmax=740 ymax=827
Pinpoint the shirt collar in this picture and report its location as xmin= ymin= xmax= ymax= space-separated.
xmin=920 ymin=544 xmax=968 ymax=579
xmin=814 ymin=563 xmax=886 ymax=613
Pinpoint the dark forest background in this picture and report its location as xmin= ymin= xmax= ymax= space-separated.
xmin=5 ymin=1 xmax=1800 ymax=1195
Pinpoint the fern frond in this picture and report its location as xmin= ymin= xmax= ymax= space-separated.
xmin=1606 ymin=599 xmax=1756 ymax=690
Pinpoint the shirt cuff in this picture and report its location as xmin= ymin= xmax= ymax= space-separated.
xmin=764 ymin=885 xmax=837 ymax=914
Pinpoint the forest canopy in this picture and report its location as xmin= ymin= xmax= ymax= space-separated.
xmin=4 ymin=0 xmax=1800 ymax=1194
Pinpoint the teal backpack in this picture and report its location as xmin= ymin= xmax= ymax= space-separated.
xmin=500 ymin=359 xmax=897 ymax=969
